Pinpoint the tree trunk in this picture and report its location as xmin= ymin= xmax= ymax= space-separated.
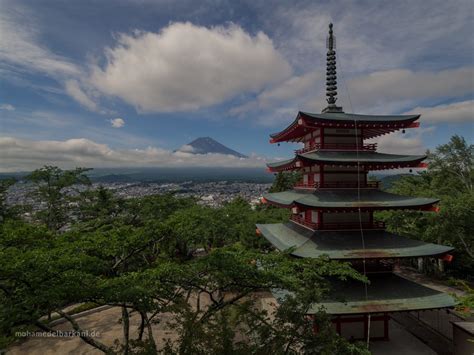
xmin=57 ymin=310 xmax=114 ymax=354
xmin=137 ymin=311 xmax=145 ymax=341
xmin=122 ymin=306 xmax=130 ymax=355
xmin=144 ymin=313 xmax=157 ymax=352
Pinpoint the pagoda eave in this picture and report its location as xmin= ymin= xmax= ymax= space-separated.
xmin=267 ymin=162 xmax=426 ymax=173
xmin=267 ymin=151 xmax=427 ymax=172
xmin=256 ymin=223 xmax=454 ymax=260
xmin=262 ymin=190 xmax=440 ymax=211
xmin=269 ymin=112 xmax=421 ymax=143
xmin=272 ymin=273 xmax=456 ymax=315
xmin=293 ymin=202 xmax=439 ymax=212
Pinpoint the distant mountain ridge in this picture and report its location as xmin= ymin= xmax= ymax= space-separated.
xmin=180 ymin=137 xmax=248 ymax=158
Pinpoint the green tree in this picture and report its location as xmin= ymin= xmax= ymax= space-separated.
xmin=429 ymin=135 xmax=473 ymax=193
xmin=26 ymin=166 xmax=91 ymax=231
xmin=1 ymin=188 xmax=368 ymax=354
xmin=379 ymin=135 xmax=474 ymax=277
xmin=0 ymin=178 xmax=16 ymax=222
xmin=1 ymin=219 xmax=367 ymax=354
xmin=269 ymin=172 xmax=301 ymax=192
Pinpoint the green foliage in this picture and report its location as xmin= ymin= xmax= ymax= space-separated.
xmin=0 ymin=178 xmax=16 ymax=222
xmin=428 ymin=135 xmax=473 ymax=194
xmin=452 ymin=280 xmax=474 ymax=315
xmin=78 ymin=185 xmax=123 ymax=223
xmin=26 ymin=166 xmax=91 ymax=231
xmin=269 ymin=172 xmax=301 ymax=192
xmin=378 ymin=135 xmax=474 ymax=278
xmin=1 ymin=169 xmax=368 ymax=354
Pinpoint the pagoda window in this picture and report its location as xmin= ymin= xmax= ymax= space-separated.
xmin=303 ymin=174 xmax=309 ymax=185
xmin=311 ymin=210 xmax=319 ymax=223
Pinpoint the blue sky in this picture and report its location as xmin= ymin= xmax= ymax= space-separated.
xmin=0 ymin=0 xmax=472 ymax=171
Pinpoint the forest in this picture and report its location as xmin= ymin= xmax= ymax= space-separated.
xmin=0 ymin=135 xmax=472 ymax=354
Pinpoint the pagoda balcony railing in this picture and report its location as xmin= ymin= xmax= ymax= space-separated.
xmin=294 ymin=180 xmax=380 ymax=189
xmin=295 ymin=143 xmax=377 ymax=154
xmin=290 ymin=215 xmax=385 ymax=231
xmin=290 ymin=215 xmax=319 ymax=229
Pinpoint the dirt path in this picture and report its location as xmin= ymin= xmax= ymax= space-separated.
xmin=8 ymin=307 xmax=177 ymax=355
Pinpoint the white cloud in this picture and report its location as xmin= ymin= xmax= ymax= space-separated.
xmin=369 ymin=132 xmax=425 ymax=155
xmin=257 ymin=71 xmax=322 ymax=105
xmin=367 ymin=126 xmax=435 ymax=155
xmin=0 ymin=5 xmax=105 ymax=113
xmin=177 ymin=144 xmax=195 ymax=153
xmin=229 ymin=71 xmax=325 ymax=127
xmin=0 ymin=5 xmax=79 ymax=77
xmin=247 ymin=0 xmax=473 ymax=123
xmin=91 ymin=22 xmax=292 ymax=112
xmin=347 ymin=67 xmax=474 ymax=110
xmin=64 ymin=80 xmax=99 ymax=112
xmin=110 ymin=118 xmax=125 ymax=128
xmin=0 ymin=136 xmax=266 ymax=172
xmin=270 ymin=0 xmax=473 ymax=73
xmin=0 ymin=103 xmax=15 ymax=111
xmin=404 ymin=100 xmax=473 ymax=123
xmin=235 ymin=65 xmax=474 ymax=127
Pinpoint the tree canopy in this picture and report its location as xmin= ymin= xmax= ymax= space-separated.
xmin=0 ymin=169 xmax=368 ymax=354
xmin=379 ymin=135 xmax=474 ymax=277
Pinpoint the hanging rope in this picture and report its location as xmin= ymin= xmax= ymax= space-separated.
xmin=337 ymin=46 xmax=371 ymax=349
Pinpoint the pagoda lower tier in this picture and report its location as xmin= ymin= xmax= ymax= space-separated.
xmin=262 ymin=189 xmax=439 ymax=211
xmin=272 ymin=273 xmax=456 ymax=315
xmin=267 ymin=151 xmax=427 ymax=172
xmin=256 ymin=222 xmax=454 ymax=260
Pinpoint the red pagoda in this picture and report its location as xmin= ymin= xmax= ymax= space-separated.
xmin=256 ymin=23 xmax=455 ymax=341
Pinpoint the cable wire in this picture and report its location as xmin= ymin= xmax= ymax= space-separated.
xmin=338 ymin=54 xmax=371 ymax=348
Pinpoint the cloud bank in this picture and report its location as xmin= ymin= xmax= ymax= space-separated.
xmin=404 ymin=100 xmax=473 ymax=123
xmin=0 ymin=136 xmax=266 ymax=172
xmin=347 ymin=67 xmax=474 ymax=110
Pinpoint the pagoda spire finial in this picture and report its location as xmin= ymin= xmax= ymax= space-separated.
xmin=322 ymin=23 xmax=343 ymax=113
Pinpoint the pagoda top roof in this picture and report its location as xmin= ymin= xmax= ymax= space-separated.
xmin=270 ymin=111 xmax=420 ymax=142
xmin=272 ymin=273 xmax=456 ymax=315
xmin=256 ymin=222 xmax=453 ymax=260
xmin=263 ymin=189 xmax=439 ymax=210
xmin=267 ymin=151 xmax=426 ymax=171
xmin=300 ymin=111 xmax=420 ymax=123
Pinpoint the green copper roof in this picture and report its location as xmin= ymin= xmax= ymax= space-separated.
xmin=272 ymin=273 xmax=456 ymax=315
xmin=263 ymin=189 xmax=439 ymax=209
xmin=300 ymin=111 xmax=420 ymax=123
xmin=267 ymin=151 xmax=426 ymax=169
xmin=256 ymin=222 xmax=453 ymax=259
